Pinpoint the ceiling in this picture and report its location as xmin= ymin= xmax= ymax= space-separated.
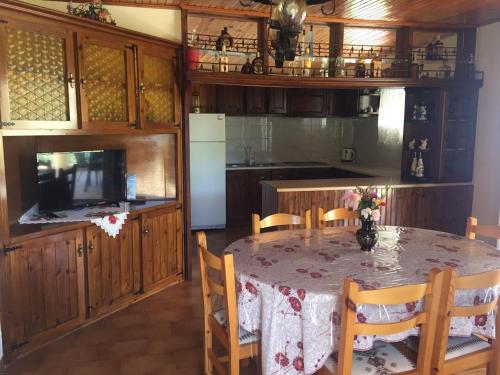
xmin=56 ymin=0 xmax=500 ymax=27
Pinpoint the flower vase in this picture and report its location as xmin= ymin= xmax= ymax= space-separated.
xmin=356 ymin=219 xmax=379 ymax=252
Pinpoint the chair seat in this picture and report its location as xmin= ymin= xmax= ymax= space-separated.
xmin=212 ymin=309 xmax=260 ymax=345
xmin=323 ymin=341 xmax=416 ymax=374
xmin=404 ymin=335 xmax=491 ymax=361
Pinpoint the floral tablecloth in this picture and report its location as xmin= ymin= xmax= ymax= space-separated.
xmin=226 ymin=226 xmax=500 ymax=375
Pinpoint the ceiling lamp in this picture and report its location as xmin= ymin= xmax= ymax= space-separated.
xmin=239 ymin=0 xmax=336 ymax=68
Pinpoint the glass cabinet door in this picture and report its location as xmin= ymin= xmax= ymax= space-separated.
xmin=0 ymin=20 xmax=77 ymax=130
xmin=77 ymin=33 xmax=136 ymax=130
xmin=139 ymin=46 xmax=179 ymax=129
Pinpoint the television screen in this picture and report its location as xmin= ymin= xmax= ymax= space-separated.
xmin=37 ymin=150 xmax=126 ymax=212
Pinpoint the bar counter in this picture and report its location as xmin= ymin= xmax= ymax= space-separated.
xmin=261 ymin=178 xmax=473 ymax=235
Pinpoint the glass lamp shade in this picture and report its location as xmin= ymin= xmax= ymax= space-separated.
xmin=277 ymin=0 xmax=307 ymax=30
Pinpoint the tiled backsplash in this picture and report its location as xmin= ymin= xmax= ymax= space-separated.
xmin=226 ymin=115 xmax=403 ymax=169
xmin=226 ymin=88 xmax=405 ymax=169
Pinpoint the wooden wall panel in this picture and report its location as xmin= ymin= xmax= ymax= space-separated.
xmin=266 ymin=184 xmax=473 ymax=235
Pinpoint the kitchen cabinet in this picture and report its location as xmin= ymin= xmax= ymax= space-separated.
xmin=288 ymin=89 xmax=327 ymax=117
xmin=248 ymin=170 xmax=272 ymax=218
xmin=142 ymin=207 xmax=183 ymax=292
xmin=334 ymin=89 xmax=359 ymax=117
xmin=245 ymin=87 xmax=267 ymax=114
xmin=439 ymin=89 xmax=477 ymax=182
xmin=226 ymin=170 xmax=250 ymax=226
xmin=0 ymin=19 xmax=78 ymax=130
xmin=139 ymin=45 xmax=180 ymax=130
xmin=77 ymin=32 xmax=137 ymax=131
xmin=1 ymin=230 xmax=85 ymax=354
xmin=269 ymin=88 xmax=287 ymax=114
xmin=217 ymin=85 xmax=245 ymax=115
xmin=86 ymin=220 xmax=141 ymax=318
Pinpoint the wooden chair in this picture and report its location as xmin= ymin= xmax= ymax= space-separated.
xmin=466 ymin=216 xmax=500 ymax=240
xmin=197 ymin=232 xmax=260 ymax=375
xmin=431 ymin=268 xmax=500 ymax=375
xmin=318 ymin=207 xmax=358 ymax=229
xmin=318 ymin=269 xmax=444 ymax=375
xmin=252 ymin=210 xmax=311 ymax=235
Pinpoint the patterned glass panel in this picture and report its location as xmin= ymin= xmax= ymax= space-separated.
xmin=144 ymin=55 xmax=174 ymax=124
xmin=83 ymin=44 xmax=128 ymax=122
xmin=6 ymin=28 xmax=69 ymax=121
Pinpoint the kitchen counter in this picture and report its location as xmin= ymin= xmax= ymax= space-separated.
xmin=261 ymin=177 xmax=471 ymax=192
xmin=226 ymin=161 xmax=401 ymax=178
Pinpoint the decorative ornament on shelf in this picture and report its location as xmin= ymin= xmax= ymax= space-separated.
xmin=67 ymin=0 xmax=116 ymax=26
xmin=216 ymin=27 xmax=234 ymax=51
xmin=419 ymin=138 xmax=429 ymax=151
xmin=415 ymin=153 xmax=425 ymax=178
xmin=410 ymin=152 xmax=418 ymax=176
xmin=343 ymin=186 xmax=390 ymax=252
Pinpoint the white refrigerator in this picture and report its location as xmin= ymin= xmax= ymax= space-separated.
xmin=189 ymin=114 xmax=226 ymax=229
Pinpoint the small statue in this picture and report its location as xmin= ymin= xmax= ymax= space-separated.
xmin=416 ymin=153 xmax=425 ymax=178
xmin=412 ymin=105 xmax=419 ymax=120
xmin=408 ymin=138 xmax=416 ymax=150
xmin=419 ymin=105 xmax=428 ymax=121
xmin=419 ymin=138 xmax=428 ymax=151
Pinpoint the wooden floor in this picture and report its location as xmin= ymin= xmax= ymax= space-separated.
xmin=5 ymin=225 xmax=487 ymax=375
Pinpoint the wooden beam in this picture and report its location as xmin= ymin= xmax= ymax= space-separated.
xmin=328 ymin=23 xmax=344 ymax=77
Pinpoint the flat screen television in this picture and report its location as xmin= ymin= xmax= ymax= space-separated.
xmin=37 ymin=150 xmax=126 ymax=212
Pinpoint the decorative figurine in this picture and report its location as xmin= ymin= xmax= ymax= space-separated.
xmin=412 ymin=105 xmax=419 ymax=120
xmin=416 ymin=153 xmax=425 ymax=178
xmin=408 ymin=138 xmax=416 ymax=150
xmin=418 ymin=104 xmax=428 ymax=121
xmin=410 ymin=152 xmax=418 ymax=176
xmin=419 ymin=138 xmax=428 ymax=151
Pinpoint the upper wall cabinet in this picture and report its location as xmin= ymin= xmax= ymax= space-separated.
xmin=138 ymin=45 xmax=180 ymax=130
xmin=0 ymin=19 xmax=78 ymax=130
xmin=77 ymin=33 xmax=137 ymax=131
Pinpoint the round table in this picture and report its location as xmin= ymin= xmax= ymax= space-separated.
xmin=226 ymin=226 xmax=500 ymax=375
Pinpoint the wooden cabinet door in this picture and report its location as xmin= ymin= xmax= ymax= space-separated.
xmin=248 ymin=169 xmax=272 ymax=218
xmin=269 ymin=88 xmax=287 ymax=114
xmin=77 ymin=32 xmax=136 ymax=131
xmin=288 ymin=89 xmax=327 ymax=117
xmin=245 ymin=87 xmax=267 ymax=114
xmin=142 ymin=207 xmax=183 ymax=291
xmin=138 ymin=45 xmax=180 ymax=130
xmin=1 ymin=230 xmax=85 ymax=354
xmin=218 ymin=86 xmax=245 ymax=115
xmin=226 ymin=170 xmax=250 ymax=226
xmin=334 ymin=89 xmax=359 ymax=117
xmin=86 ymin=220 xmax=141 ymax=318
xmin=0 ymin=19 xmax=78 ymax=130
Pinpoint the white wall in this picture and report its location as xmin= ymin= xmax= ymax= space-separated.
xmin=473 ymin=21 xmax=500 ymax=244
xmin=20 ymin=0 xmax=182 ymax=42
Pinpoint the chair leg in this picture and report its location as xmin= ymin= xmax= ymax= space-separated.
xmin=204 ymin=328 xmax=213 ymax=375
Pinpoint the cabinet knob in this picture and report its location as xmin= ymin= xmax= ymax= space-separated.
xmin=68 ymin=73 xmax=75 ymax=88
xmin=88 ymin=241 xmax=94 ymax=253
xmin=77 ymin=244 xmax=84 ymax=257
xmin=143 ymin=228 xmax=149 ymax=235
xmin=80 ymin=77 xmax=87 ymax=86
xmin=139 ymin=82 xmax=145 ymax=95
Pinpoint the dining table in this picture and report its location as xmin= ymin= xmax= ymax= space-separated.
xmin=225 ymin=226 xmax=500 ymax=375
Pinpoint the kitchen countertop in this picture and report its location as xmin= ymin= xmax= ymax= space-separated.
xmin=261 ymin=177 xmax=472 ymax=192
xmin=226 ymin=161 xmax=401 ymax=178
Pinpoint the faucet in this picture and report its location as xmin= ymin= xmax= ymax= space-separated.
xmin=244 ymin=146 xmax=254 ymax=166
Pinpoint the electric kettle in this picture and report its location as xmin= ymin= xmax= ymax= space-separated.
xmin=342 ymin=148 xmax=356 ymax=162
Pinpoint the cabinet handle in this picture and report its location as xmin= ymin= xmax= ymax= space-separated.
xmin=77 ymin=244 xmax=84 ymax=257
xmin=143 ymin=228 xmax=149 ymax=235
xmin=68 ymin=73 xmax=75 ymax=88
xmin=88 ymin=241 xmax=94 ymax=253
xmin=139 ymin=82 xmax=145 ymax=95
xmin=0 ymin=121 xmax=15 ymax=128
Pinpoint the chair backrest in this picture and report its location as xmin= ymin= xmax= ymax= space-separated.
xmin=338 ymin=269 xmax=444 ymax=375
xmin=318 ymin=207 xmax=358 ymax=229
xmin=252 ymin=210 xmax=312 ymax=235
xmin=197 ymin=232 xmax=239 ymax=352
xmin=466 ymin=216 xmax=500 ymax=240
xmin=432 ymin=267 xmax=500 ymax=374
